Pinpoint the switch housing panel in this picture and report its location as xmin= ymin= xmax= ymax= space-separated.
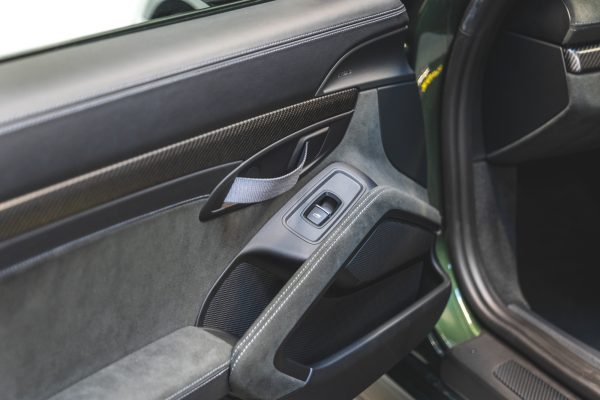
xmin=284 ymin=170 xmax=364 ymax=243
xmin=304 ymin=193 xmax=341 ymax=227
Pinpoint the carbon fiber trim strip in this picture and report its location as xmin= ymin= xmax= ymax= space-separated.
xmin=493 ymin=360 xmax=568 ymax=400
xmin=564 ymin=45 xmax=600 ymax=73
xmin=0 ymin=90 xmax=357 ymax=241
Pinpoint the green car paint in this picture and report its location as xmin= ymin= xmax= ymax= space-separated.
xmin=409 ymin=0 xmax=481 ymax=347
xmin=434 ymin=239 xmax=481 ymax=347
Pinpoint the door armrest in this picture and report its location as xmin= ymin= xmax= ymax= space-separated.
xmin=49 ymin=327 xmax=232 ymax=400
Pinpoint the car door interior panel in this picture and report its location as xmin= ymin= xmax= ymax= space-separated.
xmin=0 ymin=0 xmax=451 ymax=399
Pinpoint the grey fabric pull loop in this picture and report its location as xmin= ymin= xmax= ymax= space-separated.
xmin=224 ymin=144 xmax=308 ymax=204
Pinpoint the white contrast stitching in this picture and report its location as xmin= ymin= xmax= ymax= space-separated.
xmin=0 ymin=6 xmax=405 ymax=133
xmin=231 ymin=188 xmax=388 ymax=370
xmin=164 ymin=361 xmax=229 ymax=400
xmin=232 ymin=188 xmax=386 ymax=370
xmin=230 ymin=187 xmax=384 ymax=359
xmin=230 ymin=187 xmax=384 ymax=360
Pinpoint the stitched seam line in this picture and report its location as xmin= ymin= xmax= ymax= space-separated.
xmin=232 ymin=188 xmax=387 ymax=371
xmin=230 ymin=187 xmax=384 ymax=360
xmin=2 ymin=14 xmax=386 ymax=136
xmin=1 ymin=8 xmax=403 ymax=132
xmin=230 ymin=188 xmax=383 ymax=359
xmin=164 ymin=361 xmax=229 ymax=400
xmin=171 ymin=368 xmax=228 ymax=400
xmin=0 ymin=5 xmax=405 ymax=132
xmin=232 ymin=189 xmax=386 ymax=370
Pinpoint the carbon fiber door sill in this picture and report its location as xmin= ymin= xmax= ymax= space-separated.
xmin=494 ymin=360 xmax=568 ymax=400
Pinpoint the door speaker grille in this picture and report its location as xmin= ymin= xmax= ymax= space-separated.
xmin=199 ymin=262 xmax=285 ymax=338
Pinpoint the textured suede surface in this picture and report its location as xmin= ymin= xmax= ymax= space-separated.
xmin=325 ymin=89 xmax=428 ymax=203
xmin=290 ymin=90 xmax=428 ymax=209
xmin=229 ymin=187 xmax=440 ymax=399
xmin=49 ymin=327 xmax=231 ymax=400
xmin=0 ymin=192 xmax=297 ymax=400
xmin=0 ymin=90 xmax=431 ymax=400
xmin=472 ymin=161 xmax=527 ymax=306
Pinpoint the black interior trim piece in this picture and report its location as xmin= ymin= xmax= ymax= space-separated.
xmin=282 ymin=170 xmax=367 ymax=244
xmin=487 ymin=69 xmax=600 ymax=163
xmin=281 ymin=261 xmax=425 ymax=365
xmin=482 ymin=33 xmax=569 ymax=154
xmin=317 ymin=29 xmax=414 ymax=95
xmin=442 ymin=0 xmax=600 ymax=398
xmin=484 ymin=33 xmax=600 ymax=163
xmin=505 ymin=0 xmax=600 ymax=46
xmin=333 ymin=218 xmax=434 ymax=290
xmin=0 ymin=90 xmax=357 ymax=243
xmin=283 ymin=255 xmax=450 ymax=400
xmin=378 ymin=83 xmax=427 ymax=185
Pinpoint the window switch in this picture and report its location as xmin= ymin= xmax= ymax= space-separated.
xmin=318 ymin=196 xmax=338 ymax=214
xmin=304 ymin=193 xmax=341 ymax=227
xmin=306 ymin=205 xmax=331 ymax=226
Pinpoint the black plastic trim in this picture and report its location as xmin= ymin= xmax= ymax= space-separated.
xmin=283 ymin=170 xmax=365 ymax=244
xmin=483 ymin=33 xmax=569 ymax=154
xmin=317 ymin=29 xmax=414 ymax=95
xmin=504 ymin=0 xmax=600 ymax=47
xmin=378 ymin=82 xmax=427 ymax=185
xmin=282 ymin=252 xmax=450 ymax=400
